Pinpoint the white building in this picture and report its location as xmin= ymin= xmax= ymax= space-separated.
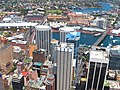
xmin=54 ymin=43 xmax=74 ymax=90
xmin=93 ymin=17 xmax=107 ymax=29
xmin=35 ymin=25 xmax=52 ymax=54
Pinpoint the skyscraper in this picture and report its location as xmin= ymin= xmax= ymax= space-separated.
xmin=59 ymin=27 xmax=80 ymax=59
xmin=59 ymin=27 xmax=75 ymax=43
xmin=0 ymin=44 xmax=13 ymax=73
xmin=35 ymin=25 xmax=52 ymax=54
xmin=55 ymin=43 xmax=74 ymax=90
xmin=85 ymin=47 xmax=109 ymax=90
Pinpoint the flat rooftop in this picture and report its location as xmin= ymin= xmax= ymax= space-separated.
xmin=35 ymin=25 xmax=51 ymax=31
xmin=55 ymin=43 xmax=74 ymax=52
xmin=0 ymin=44 xmax=11 ymax=51
xmin=59 ymin=26 xmax=81 ymax=32
xmin=110 ymin=50 xmax=120 ymax=57
xmin=90 ymin=50 xmax=109 ymax=63
xmin=104 ymin=80 xmax=120 ymax=89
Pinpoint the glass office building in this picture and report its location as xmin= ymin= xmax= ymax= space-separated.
xmin=85 ymin=47 xmax=109 ymax=90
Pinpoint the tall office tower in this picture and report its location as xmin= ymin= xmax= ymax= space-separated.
xmin=0 ymin=44 xmax=13 ymax=73
xmin=66 ymin=32 xmax=80 ymax=60
xmin=55 ymin=43 xmax=74 ymax=90
xmin=50 ymin=39 xmax=59 ymax=62
xmin=59 ymin=27 xmax=80 ymax=59
xmin=109 ymin=49 xmax=120 ymax=70
xmin=59 ymin=27 xmax=75 ymax=43
xmin=85 ymin=47 xmax=109 ymax=90
xmin=35 ymin=25 xmax=52 ymax=54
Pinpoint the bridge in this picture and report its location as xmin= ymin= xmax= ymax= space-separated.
xmin=93 ymin=29 xmax=110 ymax=46
xmin=24 ymin=17 xmax=48 ymax=43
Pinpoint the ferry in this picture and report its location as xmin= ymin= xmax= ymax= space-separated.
xmin=94 ymin=33 xmax=102 ymax=37
xmin=50 ymin=22 xmax=67 ymax=30
xmin=51 ymin=24 xmax=60 ymax=30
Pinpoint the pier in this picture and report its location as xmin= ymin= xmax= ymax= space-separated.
xmin=93 ymin=29 xmax=110 ymax=46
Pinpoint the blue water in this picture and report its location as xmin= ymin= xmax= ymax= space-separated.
xmin=53 ymin=32 xmax=120 ymax=47
xmin=73 ymin=2 xmax=113 ymax=13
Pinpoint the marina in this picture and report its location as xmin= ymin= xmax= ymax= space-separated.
xmin=73 ymin=2 xmax=113 ymax=13
xmin=53 ymin=32 xmax=120 ymax=47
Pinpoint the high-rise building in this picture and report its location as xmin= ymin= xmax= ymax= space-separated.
xmin=0 ymin=44 xmax=13 ymax=73
xmin=59 ymin=27 xmax=75 ymax=43
xmin=35 ymin=25 xmax=52 ymax=54
xmin=50 ymin=39 xmax=59 ymax=62
xmin=109 ymin=49 xmax=120 ymax=70
xmin=54 ymin=43 xmax=74 ymax=90
xmin=59 ymin=27 xmax=80 ymax=59
xmin=66 ymin=32 xmax=80 ymax=60
xmin=85 ymin=47 xmax=109 ymax=90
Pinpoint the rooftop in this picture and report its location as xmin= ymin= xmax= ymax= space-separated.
xmin=51 ymin=39 xmax=59 ymax=44
xmin=24 ymin=15 xmax=44 ymax=21
xmin=13 ymin=46 xmax=21 ymax=53
xmin=59 ymin=26 xmax=76 ymax=32
xmin=55 ymin=43 xmax=74 ymax=52
xmin=0 ymin=22 xmax=38 ymax=27
xmin=11 ymin=40 xmax=27 ymax=44
xmin=33 ymin=62 xmax=42 ymax=67
xmin=66 ymin=32 xmax=80 ymax=41
xmin=0 ymin=44 xmax=11 ymax=51
xmin=35 ymin=25 xmax=51 ymax=31
xmin=104 ymin=80 xmax=120 ymax=89
xmin=90 ymin=49 xmax=109 ymax=63
xmin=43 ymin=60 xmax=52 ymax=66
xmin=110 ymin=50 xmax=120 ymax=57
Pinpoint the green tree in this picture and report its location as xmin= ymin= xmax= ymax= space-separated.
xmin=20 ymin=9 xmax=28 ymax=16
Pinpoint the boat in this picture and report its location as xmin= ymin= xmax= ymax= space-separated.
xmin=94 ymin=33 xmax=101 ymax=36
xmin=50 ymin=23 xmax=60 ymax=30
xmin=50 ymin=22 xmax=67 ymax=30
xmin=113 ymin=40 xmax=119 ymax=43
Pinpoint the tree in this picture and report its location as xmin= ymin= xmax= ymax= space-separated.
xmin=20 ymin=9 xmax=28 ymax=16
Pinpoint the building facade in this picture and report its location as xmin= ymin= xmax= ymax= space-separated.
xmin=12 ymin=74 xmax=24 ymax=90
xmin=0 ymin=74 xmax=4 ymax=90
xmin=59 ymin=27 xmax=80 ymax=59
xmin=0 ymin=44 xmax=13 ymax=73
xmin=35 ymin=25 xmax=52 ymax=54
xmin=85 ymin=47 xmax=109 ymax=90
xmin=33 ymin=49 xmax=46 ymax=63
xmin=55 ymin=43 xmax=74 ymax=90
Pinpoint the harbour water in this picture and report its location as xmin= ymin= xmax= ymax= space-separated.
xmin=73 ymin=2 xmax=113 ymax=13
xmin=52 ymin=2 xmax=116 ymax=47
xmin=53 ymin=32 xmax=120 ymax=47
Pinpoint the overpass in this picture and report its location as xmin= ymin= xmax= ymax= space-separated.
xmin=93 ymin=29 xmax=110 ymax=46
